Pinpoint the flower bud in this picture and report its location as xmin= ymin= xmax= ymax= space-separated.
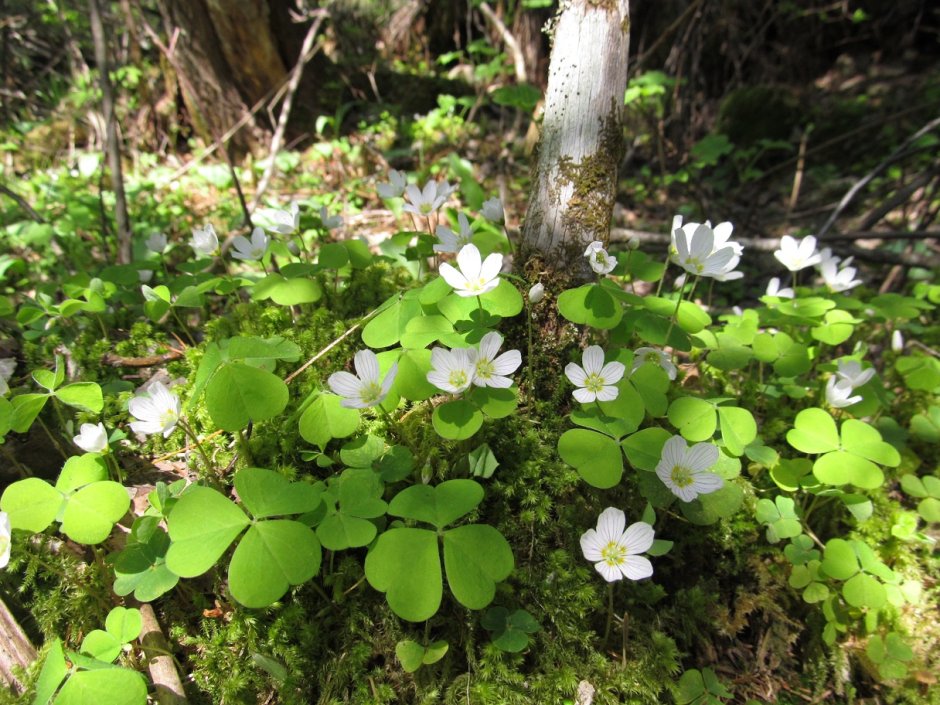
xmin=528 ymin=282 xmax=545 ymax=304
xmin=627 ymin=236 xmax=640 ymax=250
xmin=891 ymin=329 xmax=904 ymax=352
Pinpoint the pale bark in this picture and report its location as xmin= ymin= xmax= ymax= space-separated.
xmin=0 ymin=595 xmax=36 ymax=693
xmin=520 ymin=0 xmax=630 ymax=276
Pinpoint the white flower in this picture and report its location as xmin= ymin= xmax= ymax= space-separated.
xmin=584 ymin=241 xmax=616 ymax=275
xmin=328 ymin=350 xmax=397 ymax=409
xmin=713 ymin=253 xmax=744 ymax=282
xmin=891 ymin=330 xmax=904 ymax=353
xmin=774 ymin=235 xmax=821 ymax=272
xmin=439 ymin=243 xmax=503 ymax=297
xmin=655 ymin=435 xmax=724 ymax=502
xmin=377 ymin=169 xmax=407 ymax=199
xmin=191 ymin=224 xmax=219 ymax=257
xmin=259 ymin=201 xmax=301 ymax=235
xmin=528 ymin=282 xmax=545 ymax=304
xmin=820 ymin=260 xmax=862 ymax=292
xmin=231 ymin=227 xmax=270 ymax=261
xmin=580 ymin=507 xmax=654 ymax=582
xmin=320 ymin=206 xmax=343 ymax=230
xmin=0 ymin=512 xmax=10 ymax=570
xmin=835 ymin=359 xmax=875 ymax=388
xmin=712 ymin=221 xmax=743 ymax=257
xmin=73 ymin=422 xmax=108 ymax=453
xmin=565 ymin=346 xmax=625 ymax=403
xmin=765 ymin=277 xmax=794 ymax=299
xmin=128 ymin=381 xmax=181 ymax=438
xmin=627 ymin=236 xmax=640 ymax=250
xmin=825 ymin=376 xmax=862 ymax=408
xmin=0 ymin=358 xmax=15 ymax=396
xmin=672 ymin=223 xmax=736 ymax=278
xmin=434 ymin=213 xmax=474 ymax=254
xmin=146 ymin=233 xmax=168 ymax=253
xmin=403 ymin=181 xmax=448 ymax=217
xmin=427 ymin=347 xmax=476 ymax=394
xmin=471 ymin=332 xmax=521 ymax=388
xmin=481 ymin=197 xmax=504 ymax=223
xmin=631 ymin=347 xmax=677 ymax=381
xmin=138 ymin=270 xmax=153 ymax=283
xmin=435 ymin=180 xmax=458 ymax=203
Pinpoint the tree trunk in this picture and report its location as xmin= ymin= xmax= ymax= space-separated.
xmin=155 ymin=0 xmax=284 ymax=156
xmin=519 ymin=0 xmax=630 ymax=279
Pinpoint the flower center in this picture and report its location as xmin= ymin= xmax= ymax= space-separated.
xmin=583 ymin=373 xmax=606 ymax=393
xmin=448 ymin=370 xmax=468 ymax=389
xmin=360 ymin=381 xmax=384 ymax=405
xmin=160 ymin=410 xmax=177 ymax=430
xmin=475 ymin=359 xmax=495 ymax=380
xmin=670 ymin=465 xmax=694 ymax=488
xmin=419 ymin=203 xmax=433 ymax=215
xmin=645 ymin=352 xmax=660 ymax=364
xmin=600 ymin=541 xmax=626 ymax=566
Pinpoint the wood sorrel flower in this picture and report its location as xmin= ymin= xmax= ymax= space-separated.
xmin=439 ymin=243 xmax=502 ymax=297
xmin=328 ymin=350 xmax=397 ymax=409
xmin=427 ymin=347 xmax=475 ymax=394
xmin=774 ymin=234 xmax=821 ymax=272
xmin=191 ymin=224 xmax=219 ymax=257
xmin=434 ymin=213 xmax=474 ymax=254
xmin=655 ymin=435 xmax=723 ymax=502
xmin=471 ymin=332 xmax=521 ymax=389
xmin=580 ymin=507 xmax=654 ymax=582
xmin=584 ymin=241 xmax=616 ymax=275
xmin=631 ymin=347 xmax=677 ymax=381
xmin=565 ymin=345 xmax=625 ymax=403
xmin=129 ymin=381 xmax=181 ymax=438
xmin=73 ymin=422 xmax=108 ymax=453
xmin=376 ymin=169 xmax=407 ymax=199
xmin=231 ymin=227 xmax=270 ymax=261
xmin=672 ymin=223 xmax=736 ymax=278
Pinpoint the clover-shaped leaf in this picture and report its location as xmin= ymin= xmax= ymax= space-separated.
xmin=389 ymin=479 xmax=482 ymax=529
xmin=166 ymin=486 xmax=250 ymax=577
xmin=1 ymin=477 xmax=63 ymax=533
xmin=205 ymin=362 xmax=289 ymax=432
xmin=481 ymin=607 xmax=540 ymax=652
xmin=717 ymin=405 xmax=757 ymax=456
xmin=755 ymin=496 xmax=801 ymax=543
xmin=442 ymin=524 xmax=513 ymax=609
xmin=820 ymin=538 xmax=858 ymax=580
xmin=787 ymin=408 xmax=839 ymax=454
xmin=866 ymin=632 xmax=913 ymax=680
xmin=432 ymin=399 xmax=484 ymax=440
xmin=235 ymin=467 xmax=322 ymax=519
xmin=783 ymin=534 xmax=819 ymax=566
xmin=112 ymin=518 xmax=179 ymax=602
xmin=667 ymin=396 xmax=716 ymax=442
xmin=395 ymin=639 xmax=449 ymax=673
xmin=365 ymin=527 xmax=442 ymax=622
xmin=299 ymin=393 xmax=360 ymax=450
xmin=558 ymin=428 xmax=623 ymax=488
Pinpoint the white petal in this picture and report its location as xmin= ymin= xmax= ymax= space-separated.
xmin=691 ymin=471 xmax=724 ymax=495
xmin=672 ymin=483 xmax=699 ymax=502
xmin=439 ymin=262 xmax=469 ymax=290
xmin=478 ymin=253 xmax=504 ymax=283
xmin=599 ymin=361 xmax=625 ymax=385
xmin=594 ymin=385 xmax=619 ymax=402
xmin=657 ymin=435 xmax=687 ymax=473
xmin=491 ymin=350 xmax=521 ymax=375
xmin=353 ymin=350 xmax=380 ymax=384
xmin=595 ymin=561 xmax=623 ymax=582
xmin=455 ymin=244 xmax=482 ymax=278
xmin=685 ymin=442 xmax=719 ymax=472
xmin=564 ymin=362 xmax=587 ymax=387
xmin=580 ymin=529 xmax=604 ymax=561
xmin=572 ymin=387 xmax=596 ymax=403
xmin=595 ymin=507 xmax=626 ymax=544
xmin=431 ymin=347 xmax=456 ymax=374
xmin=581 ymin=346 xmax=605 ymax=375
xmin=328 ymin=371 xmax=363 ymax=398
xmin=427 ymin=371 xmax=457 ymax=393
xmin=674 ymin=228 xmax=690 ymax=261
xmin=689 ymin=224 xmax=714 ymax=259
xmin=481 ymin=374 xmax=513 ymax=389
xmin=621 ymin=521 xmax=655 ymax=555
xmin=381 ymin=363 xmax=398 ymax=395
xmin=478 ymin=331 xmax=502 ymax=361
xmin=621 ymin=555 xmax=654 ymax=581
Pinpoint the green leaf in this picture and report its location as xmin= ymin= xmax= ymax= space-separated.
xmin=813 ymin=451 xmax=884 ymax=489
xmin=81 ymin=630 xmax=121 ymax=663
xmin=1 ymin=478 xmax=62 ymax=533
xmin=396 ymin=640 xmax=428 ymax=673
xmin=557 ymin=284 xmax=622 ymax=329
xmin=468 ymin=385 xmax=518 ymax=419
xmin=234 ymin=467 xmax=320 ymax=518
xmin=54 ymin=382 xmax=103 ymax=413
xmin=821 ymin=538 xmax=859 ymax=580
xmin=298 ymin=393 xmax=360 ymax=449
xmin=10 ymin=393 xmax=49 ymax=433
xmin=56 ymin=454 xmax=108 ymax=492
xmin=394 ymin=348 xmax=438 ymax=401
xmin=679 ymin=482 xmax=743 ymax=525
xmin=643 ymin=296 xmax=711 ymax=334
xmin=104 ymin=606 xmax=142 ymax=644
xmin=205 ymin=363 xmax=289 ymax=431
xmin=895 ymin=354 xmax=940 ymax=391
xmin=166 ymin=486 xmax=250 ymax=577
xmin=557 ymin=428 xmax=623 ymax=488
xmin=480 ymin=278 xmax=523 ymax=317
xmin=389 ymin=479 xmax=483 ymax=529
xmin=365 ymin=527 xmax=442 ymax=622
xmin=482 ymin=607 xmax=539 ymax=652
xmin=226 ymin=336 xmax=301 ymax=367
xmin=621 ymin=427 xmax=672 ymax=471
xmin=442 ymin=524 xmax=514 ymax=610
xmin=318 ymin=242 xmax=349 ymax=268
xmin=668 ymin=396 xmax=716 ymax=442
xmin=918 ymin=497 xmax=940 ymax=522
xmin=401 ymin=315 xmax=454 ymax=349
xmin=362 ymin=294 xmax=422 ymax=349
xmin=717 ymin=406 xmax=757 ymax=456
xmin=252 ymin=274 xmax=323 ymax=305
xmin=432 ymin=399 xmax=483 ymax=440
xmin=466 ymin=443 xmax=499 ymax=478
xmin=840 ymin=420 xmax=900 ymax=467
xmin=770 ymin=457 xmax=812 ymax=491
xmin=628 ymin=363 xmax=670 ymax=417
xmin=60 ymin=481 xmax=130 ymax=544
xmin=316 ymin=513 xmax=377 ymax=550
xmin=228 ymin=520 xmax=322 ymax=608
xmin=33 ymin=638 xmax=68 ymax=705
xmin=676 ymin=669 xmax=707 ymax=704
xmin=54 ymin=668 xmax=147 ymax=705
xmin=842 ymin=573 xmax=886 ymax=609
xmin=811 ymin=309 xmax=857 ymax=345
xmin=787 ymin=408 xmax=840 ymax=453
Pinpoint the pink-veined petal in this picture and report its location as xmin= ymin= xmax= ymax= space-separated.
xmin=595 ymin=385 xmax=619 ymax=402
xmin=581 ymin=346 xmax=605 ymax=375
xmin=599 ymin=361 xmax=625 ymax=385
xmin=621 ymin=521 xmax=655 ymax=555
xmin=595 ymin=507 xmax=626 ymax=544
xmin=482 ymin=374 xmax=513 ymax=389
xmin=572 ymin=387 xmax=596 ymax=404
xmin=691 ymin=471 xmax=724 ymax=495
xmin=672 ymin=483 xmax=699 ymax=502
xmin=491 ymin=350 xmax=521 ymax=375
xmin=620 ymin=555 xmax=654 ymax=581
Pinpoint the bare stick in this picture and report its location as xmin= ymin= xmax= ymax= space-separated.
xmin=89 ymin=0 xmax=132 ymax=264
xmin=250 ymin=11 xmax=326 ymax=211
xmin=138 ymin=604 xmax=188 ymax=704
xmin=0 ymin=595 xmax=36 ymax=693
xmin=0 ymin=184 xmax=45 ymax=222
xmin=478 ymin=3 xmax=526 ymax=83
xmin=817 ymin=115 xmax=940 ymax=237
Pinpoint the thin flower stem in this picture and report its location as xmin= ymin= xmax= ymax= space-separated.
xmin=105 ymin=451 xmax=124 ymax=483
xmin=37 ymin=415 xmax=69 ymax=461
xmin=655 ymin=258 xmax=670 ymax=297
xmin=170 ymin=308 xmax=197 ymax=347
xmin=178 ymin=418 xmax=217 ymax=477
xmin=603 ymin=582 xmax=615 ymax=644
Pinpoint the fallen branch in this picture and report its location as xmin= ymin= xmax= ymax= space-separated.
xmin=101 ymin=350 xmax=184 ymax=368
xmin=139 ymin=604 xmax=188 ymax=704
xmin=0 ymin=184 xmax=46 ymax=222
xmin=0 ymin=595 xmax=36 ymax=693
xmin=478 ymin=3 xmax=526 ymax=83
